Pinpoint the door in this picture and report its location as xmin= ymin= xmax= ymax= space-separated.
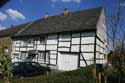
xmin=58 ymin=52 xmax=78 ymax=71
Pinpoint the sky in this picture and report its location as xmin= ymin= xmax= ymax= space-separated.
xmin=0 ymin=0 xmax=125 ymax=30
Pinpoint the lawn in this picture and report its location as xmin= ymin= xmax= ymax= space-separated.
xmin=0 ymin=65 xmax=125 ymax=83
xmin=0 ymin=66 xmax=94 ymax=83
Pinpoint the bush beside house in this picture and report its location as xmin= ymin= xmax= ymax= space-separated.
xmin=0 ymin=44 xmax=12 ymax=80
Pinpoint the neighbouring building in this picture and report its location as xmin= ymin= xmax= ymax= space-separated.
xmin=11 ymin=7 xmax=107 ymax=71
xmin=0 ymin=23 xmax=32 ymax=55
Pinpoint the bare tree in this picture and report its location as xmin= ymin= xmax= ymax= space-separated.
xmin=106 ymin=0 xmax=125 ymax=82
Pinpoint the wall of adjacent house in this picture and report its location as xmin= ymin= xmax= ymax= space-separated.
xmin=96 ymin=38 xmax=107 ymax=64
xmin=97 ymin=9 xmax=107 ymax=43
xmin=0 ymin=36 xmax=12 ymax=55
xmin=12 ymin=31 xmax=107 ymax=70
xmin=96 ymin=8 xmax=107 ymax=64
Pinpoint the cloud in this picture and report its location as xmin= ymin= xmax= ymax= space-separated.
xmin=74 ymin=0 xmax=81 ymax=3
xmin=0 ymin=12 xmax=7 ymax=21
xmin=19 ymin=0 xmax=23 ymax=3
xmin=0 ymin=25 xmax=6 ymax=30
xmin=6 ymin=9 xmax=26 ymax=20
xmin=51 ymin=0 xmax=81 ymax=3
xmin=120 ymin=2 xmax=125 ymax=6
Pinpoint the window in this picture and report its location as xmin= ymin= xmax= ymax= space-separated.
xmin=16 ymin=40 xmax=20 ymax=44
xmin=23 ymin=40 xmax=27 ymax=46
xmin=46 ymin=52 xmax=50 ymax=62
xmin=13 ymin=53 xmax=19 ymax=58
xmin=27 ymin=39 xmax=34 ymax=44
xmin=21 ymin=51 xmax=27 ymax=59
xmin=22 ymin=39 xmax=34 ymax=46
xmin=59 ymin=34 xmax=70 ymax=41
xmin=38 ymin=51 xmax=50 ymax=63
xmin=38 ymin=51 xmax=45 ymax=61
xmin=39 ymin=37 xmax=45 ymax=44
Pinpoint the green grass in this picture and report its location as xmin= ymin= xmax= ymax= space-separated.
xmin=1 ymin=65 xmax=125 ymax=83
xmin=10 ymin=66 xmax=94 ymax=83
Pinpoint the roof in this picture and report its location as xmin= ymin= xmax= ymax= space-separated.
xmin=1 ymin=7 xmax=103 ymax=38
xmin=0 ymin=23 xmax=28 ymax=37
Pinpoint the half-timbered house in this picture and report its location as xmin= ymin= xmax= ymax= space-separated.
xmin=11 ymin=7 xmax=107 ymax=71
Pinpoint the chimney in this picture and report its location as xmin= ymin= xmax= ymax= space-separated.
xmin=64 ymin=8 xmax=69 ymax=15
xmin=44 ymin=13 xmax=49 ymax=19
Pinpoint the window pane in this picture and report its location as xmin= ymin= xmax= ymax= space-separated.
xmin=46 ymin=52 xmax=50 ymax=62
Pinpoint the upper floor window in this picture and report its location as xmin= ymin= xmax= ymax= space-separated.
xmin=59 ymin=34 xmax=70 ymax=41
xmin=23 ymin=40 xmax=27 ymax=46
xmin=27 ymin=39 xmax=34 ymax=44
xmin=23 ymin=39 xmax=34 ymax=46
xmin=39 ymin=37 xmax=45 ymax=44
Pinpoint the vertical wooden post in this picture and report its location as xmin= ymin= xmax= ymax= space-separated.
xmin=99 ymin=73 xmax=101 ymax=83
xmin=104 ymin=76 xmax=107 ymax=83
xmin=94 ymin=33 xmax=97 ymax=83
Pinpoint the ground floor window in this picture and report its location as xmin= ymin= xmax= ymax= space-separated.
xmin=38 ymin=51 xmax=50 ymax=63
xmin=13 ymin=53 xmax=19 ymax=59
xmin=38 ymin=51 xmax=45 ymax=61
xmin=20 ymin=51 xmax=27 ymax=59
xmin=46 ymin=51 xmax=50 ymax=62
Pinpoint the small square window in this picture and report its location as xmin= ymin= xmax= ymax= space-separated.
xmin=23 ymin=40 xmax=27 ymax=46
xmin=39 ymin=37 xmax=45 ymax=44
xmin=59 ymin=34 xmax=70 ymax=41
xmin=21 ymin=51 xmax=27 ymax=59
